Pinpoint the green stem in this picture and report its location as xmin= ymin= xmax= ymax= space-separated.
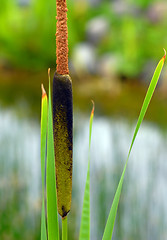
xmin=62 ymin=216 xmax=68 ymax=240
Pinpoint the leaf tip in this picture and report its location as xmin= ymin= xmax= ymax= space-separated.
xmin=41 ymin=84 xmax=47 ymax=98
xmin=48 ymin=68 xmax=51 ymax=81
xmin=161 ymin=48 xmax=166 ymax=62
xmin=91 ymin=100 xmax=95 ymax=116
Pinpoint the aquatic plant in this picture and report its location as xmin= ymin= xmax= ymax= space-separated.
xmin=40 ymin=0 xmax=166 ymax=239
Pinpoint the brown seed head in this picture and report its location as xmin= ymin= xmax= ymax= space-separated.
xmin=56 ymin=0 xmax=69 ymax=75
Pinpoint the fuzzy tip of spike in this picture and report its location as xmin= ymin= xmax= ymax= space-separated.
xmin=162 ymin=48 xmax=166 ymax=62
xmin=41 ymin=84 xmax=46 ymax=98
xmin=91 ymin=100 xmax=95 ymax=115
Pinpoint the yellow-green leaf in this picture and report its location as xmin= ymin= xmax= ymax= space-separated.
xmin=40 ymin=84 xmax=48 ymax=240
xmin=46 ymin=69 xmax=59 ymax=240
xmin=79 ymin=101 xmax=95 ymax=240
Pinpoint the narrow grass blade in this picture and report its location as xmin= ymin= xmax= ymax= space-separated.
xmin=40 ymin=84 xmax=48 ymax=240
xmin=79 ymin=101 xmax=95 ymax=240
xmin=102 ymin=51 xmax=166 ymax=240
xmin=46 ymin=69 xmax=59 ymax=240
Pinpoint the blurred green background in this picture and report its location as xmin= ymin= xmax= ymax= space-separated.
xmin=1 ymin=0 xmax=167 ymax=77
xmin=1 ymin=0 xmax=167 ymax=239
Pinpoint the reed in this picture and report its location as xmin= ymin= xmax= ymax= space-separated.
xmin=39 ymin=0 xmax=166 ymax=239
xmin=53 ymin=0 xmax=73 ymax=225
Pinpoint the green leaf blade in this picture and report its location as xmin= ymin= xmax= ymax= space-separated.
xmin=46 ymin=69 xmax=59 ymax=240
xmin=102 ymin=51 xmax=166 ymax=240
xmin=41 ymin=200 xmax=47 ymax=240
xmin=79 ymin=102 xmax=95 ymax=240
xmin=41 ymin=84 xmax=48 ymax=193
xmin=40 ymin=84 xmax=48 ymax=240
xmin=129 ymin=52 xmax=166 ymax=153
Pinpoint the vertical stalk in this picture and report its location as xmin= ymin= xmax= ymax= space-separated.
xmin=62 ymin=217 xmax=68 ymax=240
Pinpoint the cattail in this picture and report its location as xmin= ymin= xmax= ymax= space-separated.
xmin=53 ymin=0 xmax=73 ymax=218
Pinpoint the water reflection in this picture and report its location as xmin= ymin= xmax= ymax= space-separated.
xmin=0 ymin=107 xmax=41 ymax=240
xmin=74 ymin=116 xmax=167 ymax=240
xmin=0 ymin=107 xmax=167 ymax=240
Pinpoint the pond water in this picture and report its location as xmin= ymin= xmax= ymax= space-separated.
xmin=0 ymin=102 xmax=167 ymax=240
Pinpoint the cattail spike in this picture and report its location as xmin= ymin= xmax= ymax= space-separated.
xmin=53 ymin=72 xmax=73 ymax=217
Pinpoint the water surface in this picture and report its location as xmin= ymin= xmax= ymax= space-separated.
xmin=0 ymin=104 xmax=167 ymax=240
